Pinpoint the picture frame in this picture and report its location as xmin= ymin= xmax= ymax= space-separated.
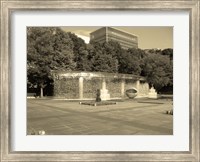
xmin=0 ymin=0 xmax=199 ymax=161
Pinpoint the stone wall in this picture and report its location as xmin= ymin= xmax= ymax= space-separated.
xmin=54 ymin=78 xmax=79 ymax=98
xmin=53 ymin=72 xmax=149 ymax=99
xmin=106 ymin=78 xmax=121 ymax=98
xmin=54 ymin=77 xmax=124 ymax=99
xmin=83 ymin=78 xmax=101 ymax=98
xmin=125 ymin=79 xmax=137 ymax=91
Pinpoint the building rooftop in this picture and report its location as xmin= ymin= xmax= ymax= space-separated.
xmin=90 ymin=27 xmax=138 ymax=38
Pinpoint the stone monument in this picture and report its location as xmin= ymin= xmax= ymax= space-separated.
xmin=148 ymin=85 xmax=158 ymax=99
xmin=100 ymin=78 xmax=110 ymax=101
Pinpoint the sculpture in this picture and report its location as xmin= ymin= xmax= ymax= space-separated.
xmin=96 ymin=89 xmax=101 ymax=102
xmin=126 ymin=88 xmax=138 ymax=99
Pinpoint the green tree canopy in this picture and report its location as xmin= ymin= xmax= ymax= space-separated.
xmin=161 ymin=48 xmax=173 ymax=60
xmin=27 ymin=27 xmax=76 ymax=97
xmin=118 ymin=48 xmax=146 ymax=75
xmin=141 ymin=53 xmax=172 ymax=91
xmin=90 ymin=42 xmax=119 ymax=73
xmin=67 ymin=32 xmax=91 ymax=71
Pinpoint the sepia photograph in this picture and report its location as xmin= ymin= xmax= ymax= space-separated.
xmin=27 ymin=26 xmax=173 ymax=135
xmin=1 ymin=0 xmax=199 ymax=161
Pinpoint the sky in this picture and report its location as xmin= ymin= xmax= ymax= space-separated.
xmin=60 ymin=27 xmax=173 ymax=50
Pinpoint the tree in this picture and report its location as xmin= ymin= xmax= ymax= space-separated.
xmin=118 ymin=51 xmax=141 ymax=75
xmin=85 ymin=43 xmax=96 ymax=71
xmin=90 ymin=42 xmax=119 ymax=73
xmin=141 ymin=53 xmax=172 ymax=91
xmin=27 ymin=27 xmax=76 ymax=97
xmin=68 ymin=32 xmax=91 ymax=71
xmin=161 ymin=48 xmax=173 ymax=60
xmin=127 ymin=48 xmax=147 ymax=59
xmin=118 ymin=48 xmax=146 ymax=75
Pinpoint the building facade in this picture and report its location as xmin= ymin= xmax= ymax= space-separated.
xmin=90 ymin=27 xmax=138 ymax=49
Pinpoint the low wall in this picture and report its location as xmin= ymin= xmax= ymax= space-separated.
xmin=83 ymin=78 xmax=101 ymax=98
xmin=107 ymin=78 xmax=121 ymax=98
xmin=53 ymin=72 xmax=149 ymax=99
xmin=54 ymin=78 xmax=79 ymax=98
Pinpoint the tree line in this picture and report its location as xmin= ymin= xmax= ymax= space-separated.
xmin=27 ymin=27 xmax=173 ymax=97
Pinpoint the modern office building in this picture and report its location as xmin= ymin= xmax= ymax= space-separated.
xmin=90 ymin=27 xmax=138 ymax=49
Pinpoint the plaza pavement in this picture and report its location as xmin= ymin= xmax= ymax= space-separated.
xmin=27 ymin=98 xmax=173 ymax=135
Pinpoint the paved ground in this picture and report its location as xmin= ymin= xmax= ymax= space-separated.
xmin=27 ymin=98 xmax=173 ymax=135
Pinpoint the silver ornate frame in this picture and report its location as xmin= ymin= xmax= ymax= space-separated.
xmin=0 ymin=0 xmax=199 ymax=161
